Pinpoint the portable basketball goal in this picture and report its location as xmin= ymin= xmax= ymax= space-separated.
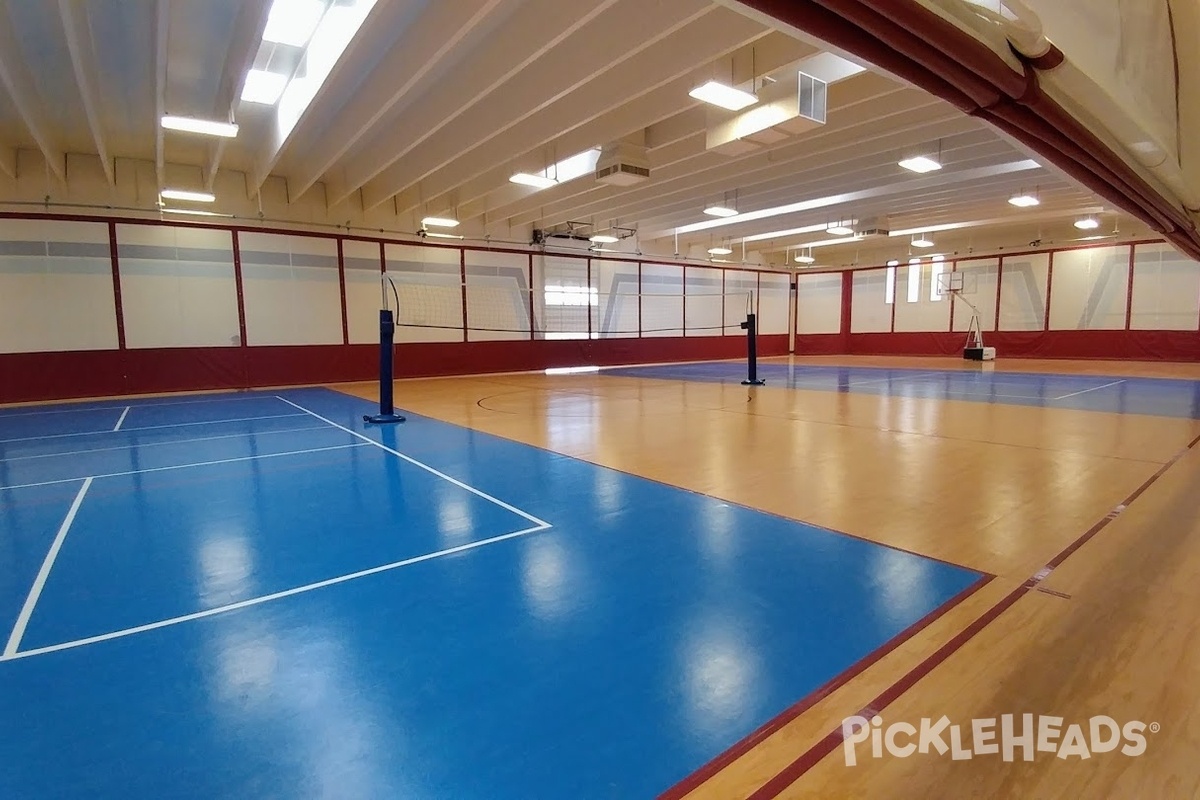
xmin=936 ymin=271 xmax=995 ymax=361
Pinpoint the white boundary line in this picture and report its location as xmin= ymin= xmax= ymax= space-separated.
xmin=112 ymin=407 xmax=130 ymax=432
xmin=0 ymin=425 xmax=331 ymax=464
xmin=276 ymin=396 xmax=551 ymax=528
xmin=0 ymin=413 xmax=309 ymax=445
xmin=4 ymin=477 xmax=93 ymax=657
xmin=2 ymin=521 xmax=551 ymax=662
xmin=1053 ymin=379 xmax=1126 ymax=401
xmin=0 ymin=393 xmax=287 ymax=420
xmin=0 ymin=443 xmax=369 ymax=492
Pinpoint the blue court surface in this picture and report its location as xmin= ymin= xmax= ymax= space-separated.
xmin=0 ymin=388 xmax=981 ymax=799
xmin=607 ymin=361 xmax=1200 ymax=419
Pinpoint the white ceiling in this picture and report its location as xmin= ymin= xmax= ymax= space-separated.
xmin=0 ymin=0 xmax=1149 ymax=267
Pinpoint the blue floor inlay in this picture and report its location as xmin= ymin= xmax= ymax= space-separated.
xmin=0 ymin=388 xmax=980 ymax=799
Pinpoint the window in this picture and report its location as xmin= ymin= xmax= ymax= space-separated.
xmin=930 ymin=262 xmax=945 ymax=302
xmin=885 ymin=266 xmax=896 ymax=304
xmin=907 ymin=263 xmax=920 ymax=303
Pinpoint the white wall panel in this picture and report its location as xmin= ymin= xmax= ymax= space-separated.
xmin=893 ymin=262 xmax=950 ymax=332
xmin=851 ymin=269 xmax=892 ymax=333
xmin=465 ymin=250 xmax=529 ymax=342
xmin=685 ymin=266 xmax=723 ymax=337
xmin=385 ymin=243 xmax=463 ymax=343
xmin=533 ymin=254 xmax=589 ymax=340
xmin=343 ymin=239 xmax=383 ymax=345
xmin=950 ymin=258 xmax=998 ymax=333
xmin=592 ymin=258 xmax=639 ymax=338
xmin=796 ymin=272 xmax=841 ymax=334
xmin=641 ymin=263 xmax=684 ymax=337
xmin=998 ymin=253 xmax=1049 ymax=331
xmin=117 ymin=224 xmax=238 ymax=349
xmin=239 ymin=232 xmax=341 ymax=346
xmin=1130 ymin=242 xmax=1200 ymax=330
xmin=1049 ymin=245 xmax=1130 ymax=330
xmin=0 ymin=219 xmax=118 ymax=353
xmin=757 ymin=272 xmax=790 ymax=335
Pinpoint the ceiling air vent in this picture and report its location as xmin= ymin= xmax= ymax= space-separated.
xmin=595 ymin=142 xmax=650 ymax=186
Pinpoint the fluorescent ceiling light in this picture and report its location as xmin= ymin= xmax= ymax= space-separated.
xmin=789 ymin=235 xmax=865 ymax=249
xmin=422 ymin=216 xmax=459 ymax=228
xmin=160 ymin=189 xmax=215 ymax=203
xmin=1074 ymin=216 xmax=1100 ymax=230
xmin=742 ymin=223 xmax=831 ymax=243
xmin=708 ymin=246 xmax=734 ymax=256
xmin=423 ymin=231 xmax=464 ymax=240
xmin=886 ymin=259 xmax=900 ymax=267
xmin=263 ymin=0 xmax=326 ymax=47
xmin=159 ymin=207 xmax=232 ymax=218
xmin=241 ymin=69 xmax=288 ymax=105
xmin=826 ymin=223 xmax=854 ymax=236
xmin=794 ymin=254 xmax=815 ymax=264
xmin=545 ymin=366 xmax=601 ymax=375
xmin=911 ymin=237 xmax=935 ymax=248
xmin=1008 ymin=193 xmax=1039 ymax=207
xmin=931 ymin=254 xmax=945 ymax=261
xmin=688 ymin=80 xmax=757 ymax=111
xmin=161 ymin=115 xmax=239 ymax=138
xmin=704 ymin=205 xmax=739 ymax=217
xmin=510 ymin=173 xmax=558 ymax=189
xmin=590 ymin=234 xmax=619 ymax=244
xmin=898 ymin=155 xmax=942 ymax=173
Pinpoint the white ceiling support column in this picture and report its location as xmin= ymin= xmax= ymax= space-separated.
xmin=153 ymin=0 xmax=169 ymax=190
xmin=203 ymin=0 xmax=271 ymax=192
xmin=57 ymin=0 xmax=113 ymax=185
xmin=0 ymin=0 xmax=66 ymax=180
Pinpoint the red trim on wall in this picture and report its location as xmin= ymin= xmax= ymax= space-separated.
xmin=947 ymin=260 xmax=957 ymax=332
xmin=528 ymin=253 xmax=536 ymax=341
xmin=336 ymin=238 xmax=349 ymax=346
xmin=797 ymin=329 xmax=1200 ymax=361
xmin=460 ymin=248 xmax=469 ymax=342
xmin=587 ymin=257 xmax=594 ymax=340
xmin=637 ymin=262 xmax=644 ymax=338
xmin=994 ymin=254 xmax=1005 ymax=331
xmin=1044 ymin=251 xmax=1054 ymax=332
xmin=682 ymin=265 xmax=688 ymax=336
xmin=107 ymin=222 xmax=126 ymax=351
xmin=230 ymin=230 xmax=248 ymax=349
xmin=889 ymin=267 xmax=898 ymax=333
xmin=1125 ymin=244 xmax=1136 ymax=330
xmin=377 ymin=239 xmax=386 ymax=273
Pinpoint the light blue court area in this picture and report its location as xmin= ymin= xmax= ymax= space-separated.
xmin=0 ymin=388 xmax=980 ymax=799
xmin=607 ymin=361 xmax=1200 ymax=419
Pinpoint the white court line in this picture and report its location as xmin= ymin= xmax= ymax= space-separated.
xmin=276 ymin=396 xmax=552 ymax=529
xmin=1053 ymin=379 xmax=1126 ymax=401
xmin=0 ymin=425 xmax=331 ymax=464
xmin=0 ymin=443 xmax=369 ymax=492
xmin=1 ymin=522 xmax=550 ymax=662
xmin=4 ymin=477 xmax=94 ymax=657
xmin=0 ymin=393 xmax=287 ymax=420
xmin=112 ymin=407 xmax=130 ymax=432
xmin=0 ymin=413 xmax=308 ymax=445
xmin=842 ymin=371 xmax=946 ymax=388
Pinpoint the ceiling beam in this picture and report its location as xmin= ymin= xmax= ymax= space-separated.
xmin=283 ymin=0 xmax=507 ymax=201
xmin=0 ymin=0 xmax=66 ymax=180
xmin=325 ymin=0 xmax=625 ymax=207
xmin=359 ymin=0 xmax=716 ymax=211
xmin=153 ymin=0 xmax=169 ymax=190
xmin=57 ymin=0 xmax=113 ymax=185
xmin=203 ymin=0 xmax=271 ymax=191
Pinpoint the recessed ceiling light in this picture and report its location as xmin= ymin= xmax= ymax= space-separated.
xmin=1074 ymin=216 xmax=1100 ymax=230
xmin=794 ymin=254 xmax=815 ymax=264
xmin=704 ymin=205 xmax=739 ymax=217
xmin=1008 ymin=193 xmax=1039 ymax=207
xmin=708 ymin=246 xmax=734 ymax=256
xmin=688 ymin=80 xmax=757 ymax=111
xmin=590 ymin=234 xmax=620 ymax=244
xmin=421 ymin=216 xmax=459 ymax=228
xmin=241 ymin=69 xmax=288 ymax=105
xmin=886 ymin=259 xmax=900 ymax=267
xmin=262 ymin=0 xmax=325 ymax=47
xmin=160 ymin=189 xmax=215 ymax=203
xmin=161 ymin=115 xmax=238 ymax=138
xmin=510 ymin=173 xmax=558 ymax=189
xmin=911 ymin=236 xmax=934 ymax=248
xmin=898 ymin=155 xmax=941 ymax=173
xmin=826 ymin=223 xmax=854 ymax=236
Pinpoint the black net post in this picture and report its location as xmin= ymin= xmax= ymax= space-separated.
xmin=741 ymin=312 xmax=765 ymax=386
xmin=364 ymin=308 xmax=406 ymax=424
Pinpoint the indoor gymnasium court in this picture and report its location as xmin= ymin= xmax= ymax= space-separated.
xmin=2 ymin=1 xmax=1199 ymax=799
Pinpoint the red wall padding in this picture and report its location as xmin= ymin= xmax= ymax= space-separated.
xmin=0 ymin=335 xmax=789 ymax=404
xmin=796 ymin=330 xmax=1200 ymax=361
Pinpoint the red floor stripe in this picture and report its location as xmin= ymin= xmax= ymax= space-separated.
xmin=743 ymin=432 xmax=1200 ymax=798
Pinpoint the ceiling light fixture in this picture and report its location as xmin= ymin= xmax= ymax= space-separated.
xmin=898 ymin=155 xmax=942 ymax=173
xmin=1008 ymin=193 xmax=1040 ymax=207
xmin=160 ymin=189 xmax=216 ymax=203
xmin=703 ymin=205 xmax=739 ymax=218
xmin=510 ymin=173 xmax=558 ymax=189
xmin=161 ymin=115 xmax=239 ymax=138
xmin=826 ymin=222 xmax=855 ymax=236
xmin=688 ymin=80 xmax=758 ymax=111
xmin=262 ymin=0 xmax=326 ymax=47
xmin=1074 ymin=216 xmax=1100 ymax=230
xmin=421 ymin=216 xmax=459 ymax=228
xmin=911 ymin=235 xmax=934 ymax=248
xmin=590 ymin=234 xmax=620 ymax=244
xmin=708 ymin=246 xmax=734 ymax=256
xmin=422 ymin=231 xmax=464 ymax=240
xmin=240 ymin=69 xmax=288 ymax=105
xmin=787 ymin=235 xmax=866 ymax=249
xmin=159 ymin=207 xmax=233 ymax=218
xmin=794 ymin=252 xmax=816 ymax=264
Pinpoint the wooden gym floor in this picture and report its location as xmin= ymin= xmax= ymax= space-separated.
xmin=339 ymin=355 xmax=1200 ymax=799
